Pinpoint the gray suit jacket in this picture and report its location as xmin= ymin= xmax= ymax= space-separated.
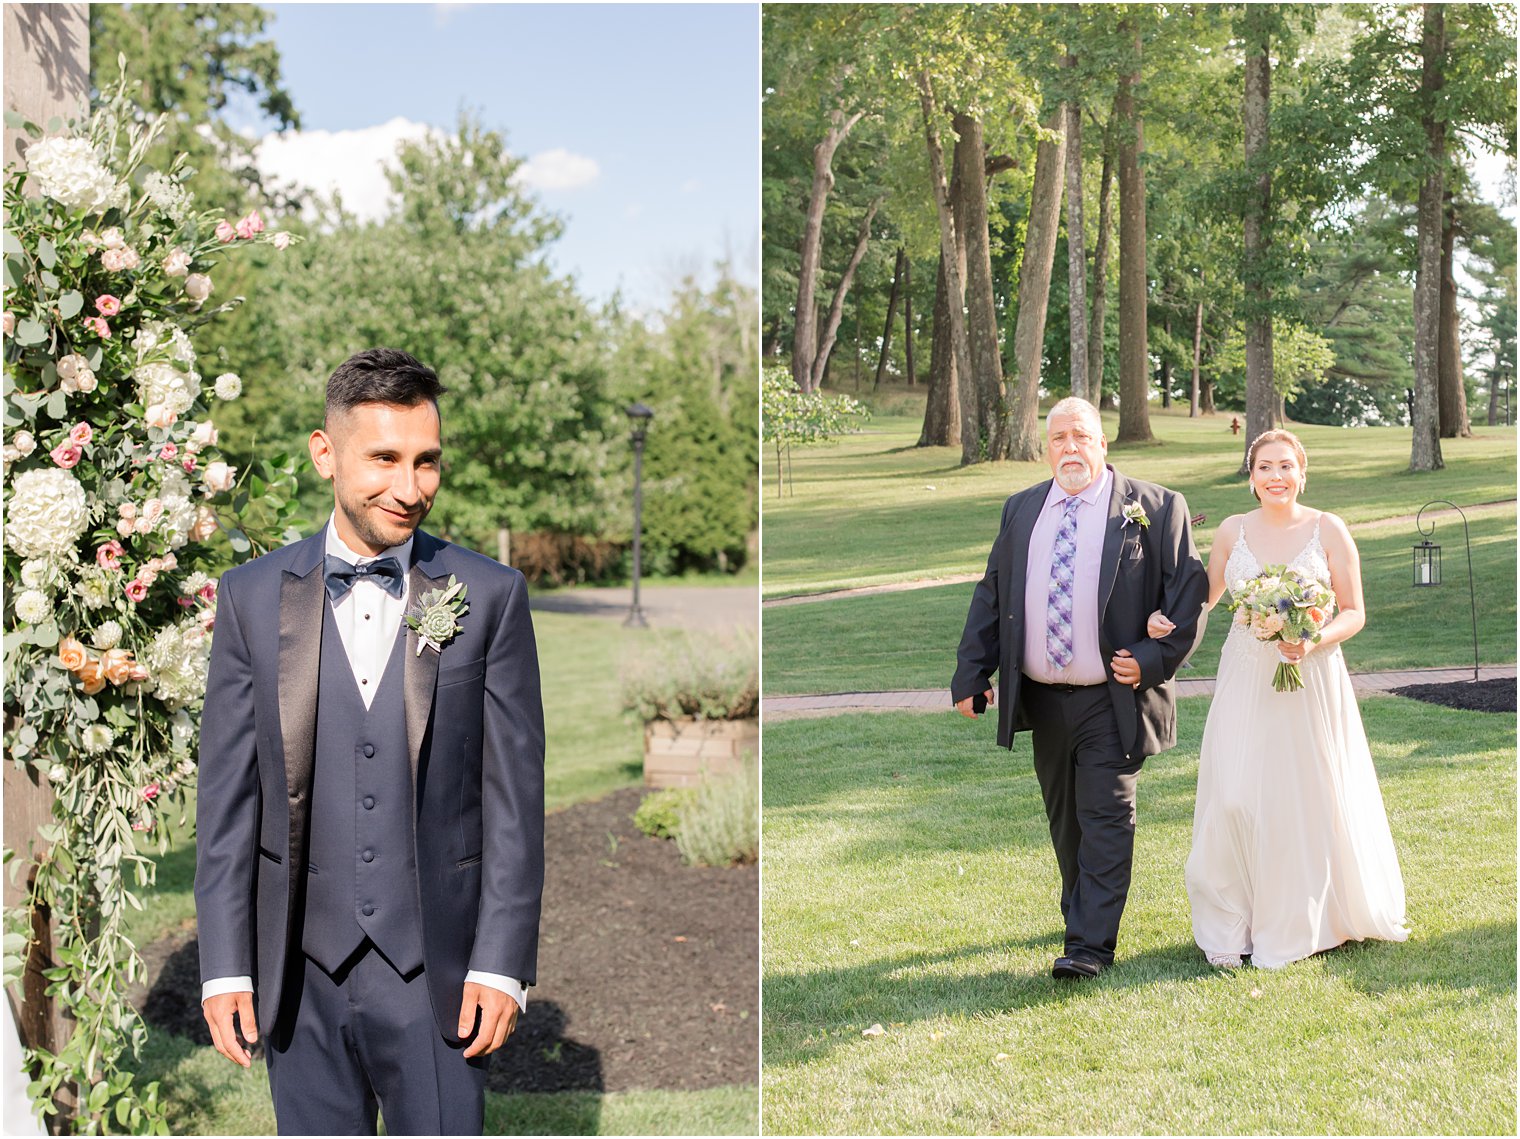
xmin=952 ymin=466 xmax=1208 ymax=758
xmin=194 ymin=529 xmax=545 ymax=1040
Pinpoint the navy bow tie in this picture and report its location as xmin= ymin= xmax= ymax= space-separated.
xmin=324 ymin=554 xmax=405 ymax=602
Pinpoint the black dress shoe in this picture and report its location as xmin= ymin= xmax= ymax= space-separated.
xmin=1052 ymin=955 xmax=1106 ymax=980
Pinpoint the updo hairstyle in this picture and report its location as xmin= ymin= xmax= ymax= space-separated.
xmin=1245 ymin=429 xmax=1308 ymax=500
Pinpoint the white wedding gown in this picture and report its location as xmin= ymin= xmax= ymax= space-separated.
xmin=1186 ymin=519 xmax=1409 ymax=968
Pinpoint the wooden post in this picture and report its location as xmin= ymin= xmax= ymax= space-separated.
xmin=496 ymin=526 xmax=511 ymax=566
xmin=5 ymin=6 xmax=90 ymax=1129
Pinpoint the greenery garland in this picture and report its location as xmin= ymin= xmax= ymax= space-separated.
xmin=3 ymin=62 xmax=301 ymax=1134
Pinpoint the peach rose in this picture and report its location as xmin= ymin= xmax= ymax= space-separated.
xmin=58 ymin=636 xmax=88 ymax=672
xmin=77 ymin=658 xmax=106 ymax=695
xmin=102 ymin=648 xmax=135 ymax=686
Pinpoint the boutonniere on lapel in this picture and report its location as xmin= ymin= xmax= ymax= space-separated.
xmin=1121 ymin=502 xmax=1151 ymax=529
xmin=406 ymin=576 xmax=469 ymax=656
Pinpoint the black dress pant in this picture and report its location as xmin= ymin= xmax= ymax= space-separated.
xmin=264 ymin=942 xmax=489 ymax=1135
xmin=1022 ymin=679 xmax=1142 ymax=966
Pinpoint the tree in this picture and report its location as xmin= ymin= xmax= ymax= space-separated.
xmin=1115 ymin=13 xmax=1152 ymax=443
xmin=1411 ymin=3 xmax=1446 ymax=471
xmin=1240 ymin=3 xmax=1275 ymax=461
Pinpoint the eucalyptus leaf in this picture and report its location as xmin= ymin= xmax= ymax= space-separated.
xmin=1 ymin=231 xmax=23 ymax=256
xmin=36 ymin=235 xmax=57 ymax=269
xmin=39 ymin=270 xmax=59 ymax=291
xmin=15 ymin=318 xmax=46 ymax=346
xmin=44 ymin=390 xmax=67 ymax=420
xmin=57 ymin=291 xmax=83 ymax=320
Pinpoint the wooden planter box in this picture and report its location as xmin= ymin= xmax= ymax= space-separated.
xmin=643 ymin=717 xmax=757 ymax=788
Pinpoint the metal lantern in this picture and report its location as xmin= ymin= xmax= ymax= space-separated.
xmin=624 ymin=402 xmax=655 ymax=629
xmin=1411 ymin=539 xmax=1441 ymax=587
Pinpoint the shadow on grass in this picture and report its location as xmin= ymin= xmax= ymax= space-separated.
xmin=1326 ymin=919 xmax=1517 ymax=998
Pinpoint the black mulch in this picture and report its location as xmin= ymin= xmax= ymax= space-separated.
xmin=136 ymin=786 xmax=758 ymax=1096
xmin=1388 ymin=677 xmax=1516 ymax=713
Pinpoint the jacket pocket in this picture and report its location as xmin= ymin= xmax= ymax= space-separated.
xmin=437 ymin=657 xmax=486 ymax=688
xmin=258 ymin=846 xmax=282 ymax=865
xmin=456 ymin=852 xmax=483 ymax=869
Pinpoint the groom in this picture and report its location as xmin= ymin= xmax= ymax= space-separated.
xmin=195 ymin=348 xmax=545 ymax=1134
xmin=952 ymin=397 xmax=1206 ymax=979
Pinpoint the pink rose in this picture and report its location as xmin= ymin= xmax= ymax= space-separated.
xmin=182 ymin=456 xmax=198 ymax=473
xmin=183 ymin=273 xmax=213 ymax=303
xmin=272 ymin=231 xmax=292 ymax=251
xmin=141 ymin=782 xmax=160 ymax=802
xmin=69 ymin=422 xmax=92 ymax=446
xmin=2 ymin=311 xmax=13 ymax=336
xmin=125 ymin=580 xmax=148 ymax=603
xmin=83 ymin=316 xmax=111 ymax=338
xmin=198 ymin=581 xmax=218 ymax=603
xmin=160 ymin=552 xmax=177 ymax=570
xmin=116 ymin=518 xmax=135 ymax=538
xmin=177 ymin=596 xmax=195 ymax=609
xmin=49 ymin=442 xmax=81 ymax=469
xmin=119 ymin=247 xmax=140 ymax=270
xmin=235 ymin=210 xmax=265 ymax=239
xmin=96 ymin=540 xmax=125 ymax=570
xmin=128 ymin=664 xmax=150 ymax=682
xmin=163 ymin=248 xmax=191 ymax=277
xmin=100 ymin=248 xmax=126 ymax=272
xmin=159 ymin=442 xmax=178 ymax=461
xmin=203 ymin=460 xmax=236 ymax=494
xmin=101 ymin=227 xmax=125 ymax=250
xmin=215 ymin=220 xmax=236 ymax=243
xmin=95 ymin=295 xmax=122 ymax=316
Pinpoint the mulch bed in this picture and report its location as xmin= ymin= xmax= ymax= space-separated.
xmin=1388 ymin=677 xmax=1516 ymax=713
xmin=136 ymin=786 xmax=758 ymax=1095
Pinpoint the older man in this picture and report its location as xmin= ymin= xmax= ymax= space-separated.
xmin=952 ymin=397 xmax=1207 ymax=979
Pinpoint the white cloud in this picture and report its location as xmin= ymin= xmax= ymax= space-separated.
xmin=513 ymin=148 xmax=600 ymax=192
xmin=254 ymin=117 xmax=437 ymax=223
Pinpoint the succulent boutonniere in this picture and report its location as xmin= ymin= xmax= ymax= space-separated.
xmin=1122 ymin=502 xmax=1151 ymax=529
xmin=406 ymin=576 xmax=468 ymax=656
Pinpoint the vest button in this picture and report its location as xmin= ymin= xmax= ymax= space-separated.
xmin=363 ymin=796 xmax=375 ymax=810
xmin=363 ymin=744 xmax=375 ymax=758
xmin=362 ymin=904 xmax=374 ymax=917
xmin=362 ymin=849 xmax=374 ymax=863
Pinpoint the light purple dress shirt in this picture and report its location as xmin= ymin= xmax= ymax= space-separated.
xmin=1022 ymin=466 xmax=1112 ymax=686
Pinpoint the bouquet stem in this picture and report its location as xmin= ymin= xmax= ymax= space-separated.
xmin=1272 ymin=661 xmax=1305 ymax=693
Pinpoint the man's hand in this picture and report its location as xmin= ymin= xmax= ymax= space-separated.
xmin=1111 ymin=649 xmax=1142 ymax=689
xmin=203 ymin=991 xmax=257 ymax=1068
xmin=1146 ymin=610 xmax=1176 ymax=639
xmin=954 ymin=689 xmax=994 ymax=719
xmin=459 ymin=982 xmax=519 ymax=1059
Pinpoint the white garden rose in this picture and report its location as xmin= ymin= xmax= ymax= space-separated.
xmin=134 ymin=361 xmax=199 ymax=416
xmin=183 ymin=273 xmax=213 ymax=304
xmin=169 ymin=709 xmax=196 ymax=756
xmin=213 ymin=372 xmax=242 ymax=400
xmin=134 ymin=319 xmax=197 ymax=367
xmin=13 ymin=430 xmax=36 ymax=457
xmin=202 ymin=460 xmax=236 ymax=494
xmin=13 ymin=589 xmax=51 ymax=626
xmin=26 ymin=137 xmax=123 ymax=213
xmin=91 ymin=620 xmax=124 ymax=650
xmin=5 ymin=467 xmax=90 ymax=557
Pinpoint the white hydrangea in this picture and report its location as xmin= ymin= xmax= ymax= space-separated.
xmin=144 ymin=620 xmax=211 ymax=710
xmin=133 ymin=319 xmax=197 ymax=367
xmin=214 ymin=373 xmax=242 ymax=401
xmin=141 ymin=171 xmax=192 ymax=222
xmin=13 ymin=589 xmax=50 ymax=625
xmin=74 ymin=565 xmax=114 ymax=610
xmin=81 ymin=724 xmax=115 ymax=755
xmin=26 ymin=137 xmax=124 ymax=213
xmin=4 ymin=468 xmax=90 ymax=558
xmin=91 ymin=620 xmax=123 ymax=650
xmin=134 ymin=361 xmax=199 ymax=416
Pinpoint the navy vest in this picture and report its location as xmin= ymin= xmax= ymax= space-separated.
xmin=301 ymin=602 xmax=425 ymax=975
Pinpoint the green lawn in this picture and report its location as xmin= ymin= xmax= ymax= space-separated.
xmin=761 ymin=402 xmax=1517 ymax=597
xmin=116 ymin=608 xmax=754 ymax=1135
xmin=761 ymin=698 xmax=1516 ymax=1135
xmin=761 ymin=506 xmax=1517 ymax=695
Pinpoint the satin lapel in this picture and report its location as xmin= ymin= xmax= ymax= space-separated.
xmin=1097 ymin=469 xmax=1129 ymax=617
xmin=278 ymin=549 xmax=326 ymax=877
xmin=402 ymin=559 xmax=447 ymax=785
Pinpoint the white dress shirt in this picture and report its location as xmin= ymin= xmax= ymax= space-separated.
xmin=202 ymin=517 xmax=525 ymax=1013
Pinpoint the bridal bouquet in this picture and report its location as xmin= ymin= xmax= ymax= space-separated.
xmin=1225 ymin=565 xmax=1336 ymax=692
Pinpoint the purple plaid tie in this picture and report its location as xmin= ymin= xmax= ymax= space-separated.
xmin=1046 ymin=497 xmax=1080 ymax=670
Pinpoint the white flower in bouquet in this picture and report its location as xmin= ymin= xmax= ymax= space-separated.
xmin=20 ymin=558 xmax=68 ymax=591
xmin=183 ymin=273 xmax=213 ymax=304
xmin=213 ymin=372 xmax=242 ymax=400
xmin=142 ymin=172 xmax=192 ymax=223
xmin=134 ymin=361 xmax=199 ymax=416
xmin=144 ymin=619 xmax=212 ymax=709
xmin=134 ymin=319 xmax=197 ymax=366
xmin=202 ymin=460 xmax=236 ymax=494
xmin=169 ymin=710 xmax=196 ymax=755
xmin=162 ymin=247 xmax=192 ymax=277
xmin=81 ymin=724 xmax=115 ymax=755
xmin=5 ymin=467 xmax=90 ymax=557
xmin=157 ymin=470 xmax=198 ymax=549
xmin=91 ymin=620 xmax=124 ymax=650
xmin=180 ymin=571 xmax=211 ymax=596
xmin=27 ymin=137 xmax=124 ymax=212
xmin=73 ymin=566 xmax=115 ymax=610
xmin=12 ymin=430 xmax=36 ymax=457
xmin=189 ymin=504 xmax=219 ymax=541
xmin=100 ymin=227 xmax=126 ymax=250
xmin=187 ymin=421 xmax=218 ymax=451
xmin=13 ymin=589 xmax=51 ymax=625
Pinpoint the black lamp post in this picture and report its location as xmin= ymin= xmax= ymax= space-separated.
xmin=625 ymin=402 xmax=654 ymax=628
xmin=1414 ymin=500 xmax=1480 ymax=682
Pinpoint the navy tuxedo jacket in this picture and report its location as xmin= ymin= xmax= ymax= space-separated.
xmin=952 ymin=467 xmax=1208 ymax=759
xmin=194 ymin=529 xmax=545 ymax=1040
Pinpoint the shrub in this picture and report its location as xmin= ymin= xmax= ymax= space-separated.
xmin=621 ymin=630 xmax=758 ymax=722
xmin=633 ymin=787 xmax=697 ymax=840
xmin=674 ymin=759 xmax=758 ymax=867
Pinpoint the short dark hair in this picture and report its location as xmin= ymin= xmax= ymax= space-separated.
xmin=324 ymin=348 xmax=445 ymax=424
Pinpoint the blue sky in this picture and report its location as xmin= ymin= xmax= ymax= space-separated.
xmin=247 ymin=3 xmax=758 ymax=312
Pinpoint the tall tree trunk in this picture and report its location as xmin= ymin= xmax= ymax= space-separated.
xmin=1242 ymin=9 xmax=1274 ymax=470
xmin=1116 ymin=22 xmax=1152 ymax=443
xmin=1411 ymin=3 xmax=1445 ymax=471
xmin=874 ymin=247 xmax=905 ymax=390
xmin=1087 ymin=106 xmax=1116 ymax=404
xmin=903 ymin=257 xmax=917 ymax=386
xmin=793 ymin=105 xmax=864 ymax=394
xmin=1063 ymin=59 xmax=1090 ymax=402
xmin=919 ymin=253 xmax=961 ymax=447
xmin=1438 ymin=191 xmax=1472 ymax=437
xmin=918 ymin=72 xmax=980 ymax=466
xmin=1003 ymin=112 xmax=1069 ymax=461
xmin=1190 ymin=297 xmax=1204 ymax=416
xmin=952 ymin=111 xmax=1007 ymax=461
xmin=811 ymin=197 xmax=879 ymax=390
xmin=1160 ymin=315 xmax=1172 ymax=408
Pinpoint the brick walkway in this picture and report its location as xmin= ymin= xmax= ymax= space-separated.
xmin=763 ymin=664 xmax=1517 ymax=720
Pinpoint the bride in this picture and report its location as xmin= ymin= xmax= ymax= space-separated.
xmin=1149 ymin=429 xmax=1409 ymax=969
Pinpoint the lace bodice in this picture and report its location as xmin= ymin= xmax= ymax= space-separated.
xmin=1222 ymin=515 xmax=1336 ymax=663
